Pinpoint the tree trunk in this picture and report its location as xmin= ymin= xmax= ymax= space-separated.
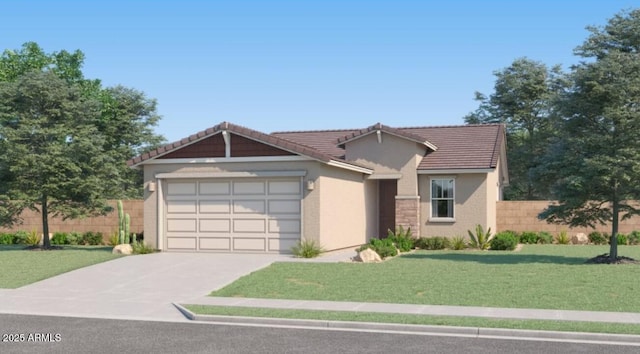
xmin=610 ymin=202 xmax=619 ymax=261
xmin=41 ymin=195 xmax=50 ymax=249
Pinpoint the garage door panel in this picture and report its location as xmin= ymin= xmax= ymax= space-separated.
xmin=167 ymin=200 xmax=197 ymax=213
xmin=268 ymin=181 xmax=300 ymax=195
xmin=233 ymin=219 xmax=266 ymax=233
xmin=233 ymin=237 xmax=266 ymax=251
xmin=199 ymin=200 xmax=231 ymax=213
xmin=167 ymin=218 xmax=197 ymax=232
xmin=269 ymin=238 xmax=299 ymax=252
xmin=268 ymin=200 xmax=300 ymax=214
xmin=199 ymin=237 xmax=231 ymax=250
xmin=199 ymin=181 xmax=230 ymax=195
xmin=233 ymin=181 xmax=265 ymax=195
xmin=199 ymin=218 xmax=231 ymax=232
xmin=269 ymin=219 xmax=300 ymax=233
xmin=233 ymin=200 xmax=266 ymax=214
xmin=167 ymin=237 xmax=197 ymax=250
xmin=168 ymin=182 xmax=197 ymax=196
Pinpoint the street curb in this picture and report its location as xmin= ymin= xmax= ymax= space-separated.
xmin=173 ymin=303 xmax=640 ymax=346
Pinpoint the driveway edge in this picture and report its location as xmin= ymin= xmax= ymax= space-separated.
xmin=173 ymin=303 xmax=640 ymax=346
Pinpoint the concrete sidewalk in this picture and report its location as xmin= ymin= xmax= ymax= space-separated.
xmin=184 ymin=296 xmax=640 ymax=324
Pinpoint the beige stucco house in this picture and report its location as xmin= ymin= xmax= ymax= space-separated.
xmin=128 ymin=121 xmax=508 ymax=253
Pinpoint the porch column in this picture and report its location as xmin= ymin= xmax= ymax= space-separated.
xmin=395 ymin=195 xmax=420 ymax=237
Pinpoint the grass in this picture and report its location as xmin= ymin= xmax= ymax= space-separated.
xmin=211 ymin=245 xmax=640 ymax=312
xmin=0 ymin=245 xmax=122 ymax=288
xmin=184 ymin=305 xmax=640 ymax=335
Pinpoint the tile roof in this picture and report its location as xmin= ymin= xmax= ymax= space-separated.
xmin=128 ymin=121 xmax=505 ymax=172
xmin=273 ymin=124 xmax=505 ymax=171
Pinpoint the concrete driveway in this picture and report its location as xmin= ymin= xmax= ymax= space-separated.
xmin=0 ymin=252 xmax=297 ymax=322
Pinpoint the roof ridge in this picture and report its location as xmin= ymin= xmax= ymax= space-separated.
xmin=272 ymin=127 xmax=361 ymax=134
xmin=399 ymin=123 xmax=504 ymax=129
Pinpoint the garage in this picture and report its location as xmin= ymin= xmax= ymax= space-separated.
xmin=163 ymin=177 xmax=302 ymax=252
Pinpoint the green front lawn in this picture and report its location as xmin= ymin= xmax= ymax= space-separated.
xmin=0 ymin=245 xmax=122 ymax=288
xmin=211 ymin=245 xmax=640 ymax=312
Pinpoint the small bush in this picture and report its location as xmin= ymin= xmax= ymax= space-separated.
xmin=108 ymin=232 xmax=120 ymax=247
xmin=387 ymin=226 xmax=414 ymax=252
xmin=0 ymin=233 xmax=14 ymax=245
xmin=131 ymin=241 xmax=156 ymax=254
xmin=13 ymin=231 xmax=29 ymax=245
xmin=416 ymin=237 xmax=450 ymax=250
xmin=66 ymin=232 xmax=82 ymax=245
xmin=467 ymin=224 xmax=493 ymax=250
xmin=291 ymin=239 xmax=323 ymax=258
xmin=490 ymin=232 xmax=518 ymax=251
xmin=25 ymin=230 xmax=41 ymax=246
xmin=519 ymin=231 xmax=539 ymax=244
xmin=615 ymin=233 xmax=628 ymax=245
xmin=360 ymin=238 xmax=398 ymax=258
xmin=556 ymin=230 xmax=570 ymax=245
xmin=537 ymin=231 xmax=553 ymax=244
xmin=588 ymin=231 xmax=608 ymax=245
xmin=450 ymin=235 xmax=467 ymax=250
xmin=628 ymin=231 xmax=640 ymax=245
xmin=51 ymin=232 xmax=68 ymax=245
xmin=82 ymin=231 xmax=104 ymax=245
xmin=375 ymin=245 xmax=398 ymax=258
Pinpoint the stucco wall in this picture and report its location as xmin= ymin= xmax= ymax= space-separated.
xmin=344 ymin=133 xmax=424 ymax=196
xmin=418 ymin=173 xmax=489 ymax=237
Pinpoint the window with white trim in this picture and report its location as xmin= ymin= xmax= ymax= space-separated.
xmin=431 ymin=178 xmax=455 ymax=219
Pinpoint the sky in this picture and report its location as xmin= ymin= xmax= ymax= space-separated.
xmin=1 ymin=1 xmax=637 ymax=143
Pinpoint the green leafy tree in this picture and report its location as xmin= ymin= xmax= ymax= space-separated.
xmin=465 ymin=58 xmax=568 ymax=199
xmin=538 ymin=9 xmax=640 ymax=262
xmin=0 ymin=42 xmax=163 ymax=198
xmin=0 ymin=71 xmax=120 ymax=248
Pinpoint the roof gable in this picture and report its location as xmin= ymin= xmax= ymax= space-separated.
xmin=335 ymin=123 xmax=438 ymax=151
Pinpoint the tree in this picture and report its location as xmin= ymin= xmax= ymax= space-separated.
xmin=465 ymin=58 xmax=568 ymax=199
xmin=0 ymin=42 xmax=164 ymax=198
xmin=0 ymin=71 xmax=121 ymax=248
xmin=538 ymin=9 xmax=640 ymax=262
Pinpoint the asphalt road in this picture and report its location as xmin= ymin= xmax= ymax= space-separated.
xmin=1 ymin=314 xmax=638 ymax=354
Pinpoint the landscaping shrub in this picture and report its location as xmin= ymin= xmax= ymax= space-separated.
xmin=628 ymin=231 xmax=640 ymax=245
xmin=13 ymin=231 xmax=29 ymax=245
xmin=556 ymin=230 xmax=570 ymax=245
xmin=387 ymin=226 xmax=414 ymax=252
xmin=588 ymin=231 xmax=608 ymax=245
xmin=467 ymin=224 xmax=493 ymax=250
xmin=450 ymin=235 xmax=467 ymax=250
xmin=0 ymin=233 xmax=14 ymax=245
xmin=616 ymin=233 xmax=628 ymax=245
xmin=66 ymin=232 xmax=82 ymax=245
xmin=131 ymin=241 xmax=156 ymax=254
xmin=519 ymin=231 xmax=539 ymax=244
xmin=416 ymin=237 xmax=450 ymax=250
xmin=490 ymin=232 xmax=518 ymax=251
xmin=25 ymin=230 xmax=41 ymax=246
xmin=291 ymin=239 xmax=323 ymax=258
xmin=537 ymin=231 xmax=553 ymax=244
xmin=108 ymin=232 xmax=119 ymax=247
xmin=51 ymin=232 xmax=68 ymax=245
xmin=82 ymin=231 xmax=104 ymax=245
xmin=359 ymin=238 xmax=398 ymax=258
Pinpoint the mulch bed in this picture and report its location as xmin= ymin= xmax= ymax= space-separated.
xmin=585 ymin=253 xmax=640 ymax=264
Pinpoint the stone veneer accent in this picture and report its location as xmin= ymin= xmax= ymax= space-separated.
xmin=395 ymin=196 xmax=420 ymax=236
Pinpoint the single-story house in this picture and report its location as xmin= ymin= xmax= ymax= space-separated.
xmin=127 ymin=121 xmax=508 ymax=253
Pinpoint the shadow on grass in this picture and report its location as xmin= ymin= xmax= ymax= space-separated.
xmin=400 ymin=252 xmax=588 ymax=265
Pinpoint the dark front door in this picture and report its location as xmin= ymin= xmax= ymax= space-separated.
xmin=378 ymin=180 xmax=397 ymax=238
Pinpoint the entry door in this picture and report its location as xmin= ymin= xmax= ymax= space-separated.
xmin=378 ymin=180 xmax=397 ymax=238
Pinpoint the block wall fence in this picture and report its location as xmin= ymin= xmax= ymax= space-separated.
xmin=0 ymin=200 xmax=143 ymax=239
xmin=496 ymin=201 xmax=640 ymax=236
xmin=2 ymin=200 xmax=639 ymax=241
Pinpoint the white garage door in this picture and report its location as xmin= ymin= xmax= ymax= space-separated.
xmin=164 ymin=178 xmax=301 ymax=252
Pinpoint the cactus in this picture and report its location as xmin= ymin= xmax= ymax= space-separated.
xmin=117 ymin=200 xmax=131 ymax=244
